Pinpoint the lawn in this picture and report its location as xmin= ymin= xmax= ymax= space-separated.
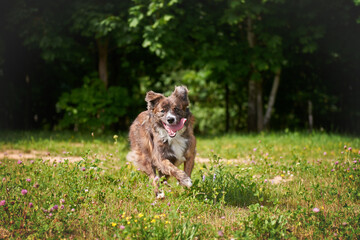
xmin=0 ymin=131 xmax=359 ymax=239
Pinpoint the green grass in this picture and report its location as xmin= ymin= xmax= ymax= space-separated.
xmin=0 ymin=131 xmax=359 ymax=239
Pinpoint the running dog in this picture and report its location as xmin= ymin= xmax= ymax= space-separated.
xmin=126 ymin=86 xmax=196 ymax=198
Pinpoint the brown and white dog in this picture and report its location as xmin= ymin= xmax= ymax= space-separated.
xmin=126 ymin=86 xmax=196 ymax=198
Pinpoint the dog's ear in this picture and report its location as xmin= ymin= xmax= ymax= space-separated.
xmin=172 ymin=86 xmax=189 ymax=106
xmin=145 ymin=91 xmax=164 ymax=110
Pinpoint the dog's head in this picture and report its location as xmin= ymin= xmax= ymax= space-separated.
xmin=146 ymin=86 xmax=190 ymax=138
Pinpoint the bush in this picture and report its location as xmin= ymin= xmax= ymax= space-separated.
xmin=56 ymin=76 xmax=129 ymax=132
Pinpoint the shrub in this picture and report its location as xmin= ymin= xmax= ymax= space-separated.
xmin=56 ymin=76 xmax=129 ymax=132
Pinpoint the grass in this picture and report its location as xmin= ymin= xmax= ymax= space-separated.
xmin=0 ymin=131 xmax=359 ymax=239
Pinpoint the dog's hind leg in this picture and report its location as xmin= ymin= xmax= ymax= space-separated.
xmin=127 ymin=151 xmax=164 ymax=197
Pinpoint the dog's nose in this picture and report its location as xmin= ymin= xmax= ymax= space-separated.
xmin=167 ymin=117 xmax=175 ymax=124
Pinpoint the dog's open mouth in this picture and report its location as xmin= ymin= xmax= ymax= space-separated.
xmin=162 ymin=118 xmax=187 ymax=138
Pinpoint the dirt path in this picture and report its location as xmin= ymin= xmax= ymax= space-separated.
xmin=0 ymin=149 xmax=292 ymax=184
xmin=0 ymin=149 xmax=86 ymax=163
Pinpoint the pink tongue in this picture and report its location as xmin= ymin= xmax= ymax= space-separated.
xmin=163 ymin=118 xmax=187 ymax=136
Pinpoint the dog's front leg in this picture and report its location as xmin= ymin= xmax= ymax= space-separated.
xmin=184 ymin=155 xmax=195 ymax=178
xmin=154 ymin=158 xmax=192 ymax=188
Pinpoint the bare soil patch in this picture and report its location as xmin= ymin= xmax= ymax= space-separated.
xmin=0 ymin=149 xmax=85 ymax=163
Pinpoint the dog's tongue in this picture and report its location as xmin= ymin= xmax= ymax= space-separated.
xmin=164 ymin=118 xmax=187 ymax=137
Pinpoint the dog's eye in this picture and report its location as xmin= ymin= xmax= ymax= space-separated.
xmin=174 ymin=107 xmax=179 ymax=112
xmin=161 ymin=109 xmax=165 ymax=113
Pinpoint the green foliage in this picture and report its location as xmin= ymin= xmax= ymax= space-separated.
xmin=237 ymin=203 xmax=289 ymax=239
xmin=190 ymin=154 xmax=260 ymax=207
xmin=56 ymin=76 xmax=129 ymax=132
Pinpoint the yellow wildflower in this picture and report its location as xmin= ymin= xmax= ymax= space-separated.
xmin=154 ymin=215 xmax=160 ymax=219
xmin=151 ymin=219 xmax=156 ymax=223
xmin=127 ymin=221 xmax=130 ymax=225
xmin=135 ymin=220 xmax=138 ymax=223
xmin=111 ymin=222 xmax=117 ymax=227
xmin=138 ymin=213 xmax=144 ymax=218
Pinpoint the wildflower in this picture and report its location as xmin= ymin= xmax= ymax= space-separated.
xmin=71 ymin=208 xmax=75 ymax=212
xmin=85 ymin=189 xmax=88 ymax=193
xmin=213 ymin=174 xmax=216 ymax=181
xmin=253 ymin=148 xmax=257 ymax=152
xmin=335 ymin=161 xmax=339 ymax=165
xmin=2 ymin=177 xmax=5 ymax=182
xmin=30 ymin=160 xmax=34 ymax=164
xmin=218 ymin=230 xmax=224 ymax=237
xmin=120 ymin=225 xmax=125 ymax=230
xmin=49 ymin=213 xmax=53 ymax=217
xmin=53 ymin=205 xmax=59 ymax=210
xmin=348 ymin=147 xmax=352 ymax=151
xmin=111 ymin=222 xmax=117 ymax=227
xmin=221 ymin=216 xmax=225 ymax=219
xmin=331 ymin=169 xmax=335 ymax=172
xmin=26 ymin=178 xmax=31 ymax=182
xmin=165 ymin=221 xmax=170 ymax=224
xmin=323 ymin=152 xmax=327 ymax=156
xmin=151 ymin=219 xmax=156 ymax=223
xmin=29 ymin=202 xmax=33 ymax=208
xmin=312 ymin=207 xmax=320 ymax=213
xmin=21 ymin=189 xmax=28 ymax=195
xmin=264 ymin=179 xmax=268 ymax=183
xmin=344 ymin=145 xmax=347 ymax=149
xmin=60 ymin=205 xmax=64 ymax=209
xmin=138 ymin=213 xmax=144 ymax=218
xmin=18 ymin=160 xmax=23 ymax=164
xmin=113 ymin=135 xmax=118 ymax=140
xmin=0 ymin=200 xmax=5 ymax=206
xmin=202 ymin=175 xmax=206 ymax=181
xmin=82 ymin=167 xmax=86 ymax=171
xmin=353 ymin=160 xmax=357 ymax=164
xmin=154 ymin=215 xmax=160 ymax=219
xmin=60 ymin=199 xmax=65 ymax=204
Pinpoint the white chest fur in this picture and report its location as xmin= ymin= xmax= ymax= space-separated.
xmin=158 ymin=127 xmax=188 ymax=166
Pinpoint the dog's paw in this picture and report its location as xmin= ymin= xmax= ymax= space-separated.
xmin=156 ymin=190 xmax=165 ymax=199
xmin=180 ymin=177 xmax=192 ymax=188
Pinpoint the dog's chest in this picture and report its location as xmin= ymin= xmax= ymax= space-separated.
xmin=158 ymin=128 xmax=188 ymax=166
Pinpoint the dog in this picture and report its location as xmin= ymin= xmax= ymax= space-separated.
xmin=126 ymin=86 xmax=196 ymax=198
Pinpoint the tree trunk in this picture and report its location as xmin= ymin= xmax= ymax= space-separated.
xmin=248 ymin=79 xmax=257 ymax=132
xmin=246 ymin=17 xmax=261 ymax=132
xmin=308 ymin=100 xmax=313 ymax=132
xmin=263 ymin=69 xmax=281 ymax=129
xmin=97 ymin=38 xmax=109 ymax=89
xmin=256 ymin=81 xmax=263 ymax=131
xmin=225 ymin=83 xmax=230 ymax=132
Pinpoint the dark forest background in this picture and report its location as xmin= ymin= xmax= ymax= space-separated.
xmin=0 ymin=0 xmax=359 ymax=135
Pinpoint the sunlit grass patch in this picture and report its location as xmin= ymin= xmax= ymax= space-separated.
xmin=0 ymin=131 xmax=359 ymax=238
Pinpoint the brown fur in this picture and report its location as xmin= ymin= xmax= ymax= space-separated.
xmin=126 ymin=86 xmax=196 ymax=197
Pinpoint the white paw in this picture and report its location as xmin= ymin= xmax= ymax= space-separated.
xmin=156 ymin=191 xmax=165 ymax=199
xmin=180 ymin=177 xmax=193 ymax=188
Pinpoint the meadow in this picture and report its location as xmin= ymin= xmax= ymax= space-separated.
xmin=0 ymin=131 xmax=359 ymax=239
